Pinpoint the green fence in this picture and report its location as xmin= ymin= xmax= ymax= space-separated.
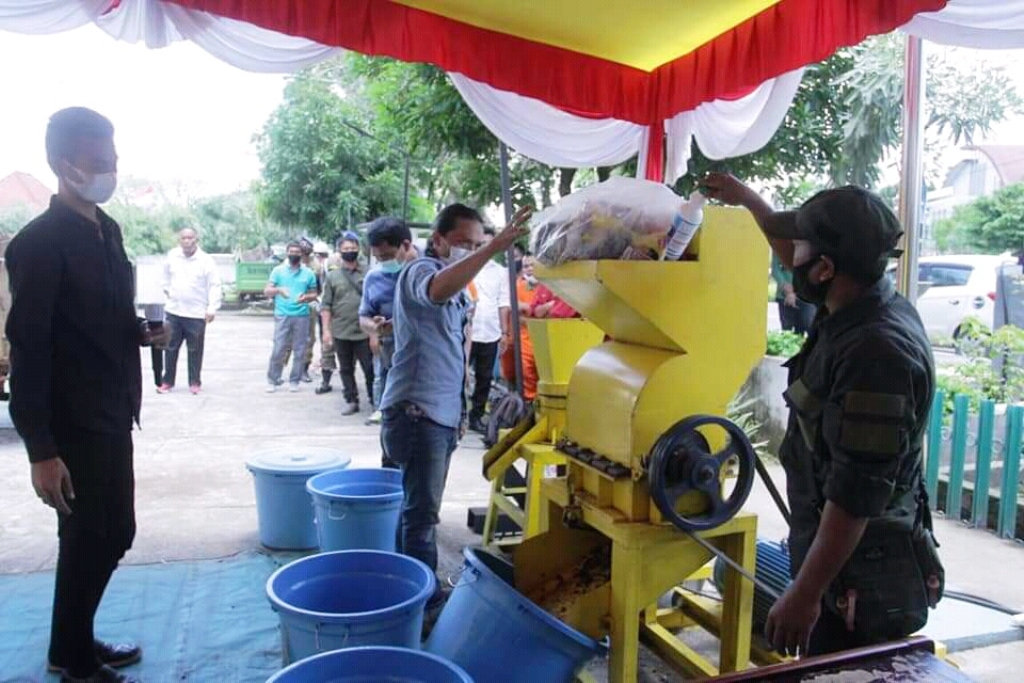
xmin=925 ymin=390 xmax=1024 ymax=539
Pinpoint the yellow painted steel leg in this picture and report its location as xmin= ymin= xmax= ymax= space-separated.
xmin=716 ymin=522 xmax=756 ymax=673
xmin=610 ymin=541 xmax=644 ymax=683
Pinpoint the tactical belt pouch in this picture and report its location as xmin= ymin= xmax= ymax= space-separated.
xmin=913 ymin=481 xmax=946 ymax=609
xmin=827 ymin=519 xmax=930 ymax=640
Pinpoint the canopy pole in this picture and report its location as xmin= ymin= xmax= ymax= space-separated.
xmin=896 ymin=34 xmax=925 ymax=305
xmin=500 ymin=142 xmax=525 ymax=396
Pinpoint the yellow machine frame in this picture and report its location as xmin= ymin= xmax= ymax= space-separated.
xmin=499 ymin=206 xmax=772 ymax=682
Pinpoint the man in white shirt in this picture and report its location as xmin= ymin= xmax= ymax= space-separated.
xmin=467 ymin=227 xmax=511 ymax=433
xmin=158 ymin=227 xmax=222 ymax=394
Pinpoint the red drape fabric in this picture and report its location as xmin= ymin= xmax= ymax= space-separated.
xmin=167 ymin=0 xmax=946 ymax=125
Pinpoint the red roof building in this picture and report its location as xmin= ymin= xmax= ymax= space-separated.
xmin=0 ymin=171 xmax=53 ymax=213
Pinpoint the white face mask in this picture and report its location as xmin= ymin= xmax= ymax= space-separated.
xmin=66 ymin=166 xmax=117 ymax=204
xmin=443 ymin=246 xmax=473 ymax=265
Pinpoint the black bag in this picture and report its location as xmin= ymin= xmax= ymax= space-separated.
xmin=826 ymin=480 xmax=944 ymax=640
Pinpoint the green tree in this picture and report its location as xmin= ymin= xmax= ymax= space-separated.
xmin=948 ymin=182 xmax=1024 ymax=254
xmin=0 ymin=207 xmax=34 ymax=237
xmin=255 ymin=74 xmax=415 ymax=234
xmin=190 ymin=189 xmax=290 ymax=252
xmin=834 ymin=34 xmax=1023 ymax=188
xmin=339 ymin=55 xmax=565 ymax=210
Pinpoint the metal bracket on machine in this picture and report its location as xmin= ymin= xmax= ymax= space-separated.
xmin=557 ymin=440 xmax=632 ymax=479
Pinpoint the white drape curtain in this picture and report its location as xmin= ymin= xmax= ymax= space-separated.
xmin=664 ymin=68 xmax=804 ymax=184
xmin=903 ymin=0 xmax=1024 ymax=49
xmin=0 ymin=0 xmax=110 ymax=33
xmin=449 ymin=73 xmax=650 ymax=173
xmin=0 ymin=0 xmax=339 ymax=73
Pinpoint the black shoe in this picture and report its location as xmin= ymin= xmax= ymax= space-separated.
xmin=60 ymin=664 xmax=140 ymax=683
xmin=342 ymin=402 xmax=360 ymax=416
xmin=315 ymin=383 xmax=333 ymax=395
xmin=50 ymin=641 xmax=142 ymax=674
xmin=468 ymin=416 xmax=487 ymax=434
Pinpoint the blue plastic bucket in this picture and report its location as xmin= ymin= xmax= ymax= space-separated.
xmin=246 ymin=449 xmax=351 ymax=550
xmin=267 ymin=550 xmax=437 ymax=665
xmin=266 ymin=646 xmax=473 ymax=683
xmin=425 ymin=548 xmax=605 ymax=683
xmin=306 ymin=468 xmax=403 ymax=552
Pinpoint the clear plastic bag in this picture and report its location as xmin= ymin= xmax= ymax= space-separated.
xmin=530 ymin=176 xmax=680 ymax=266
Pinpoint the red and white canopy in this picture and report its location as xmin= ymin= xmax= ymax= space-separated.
xmin=2 ymin=0 xmax=1022 ymax=181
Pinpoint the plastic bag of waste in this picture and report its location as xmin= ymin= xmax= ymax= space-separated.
xmin=530 ymin=176 xmax=680 ymax=266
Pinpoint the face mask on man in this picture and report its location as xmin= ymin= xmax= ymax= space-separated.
xmin=442 ymin=246 xmax=473 ymax=265
xmin=65 ymin=165 xmax=117 ymax=204
xmin=341 ymin=251 xmax=359 ymax=263
xmin=792 ymin=257 xmax=832 ymax=305
xmin=288 ymin=254 xmax=302 ymax=266
xmin=379 ymin=259 xmax=403 ymax=274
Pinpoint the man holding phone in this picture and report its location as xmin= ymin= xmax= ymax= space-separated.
xmin=360 ymin=217 xmax=417 ymax=432
xmin=264 ymin=241 xmax=319 ymax=393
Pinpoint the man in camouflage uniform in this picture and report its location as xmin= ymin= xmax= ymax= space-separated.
xmin=704 ymin=173 xmax=944 ymax=657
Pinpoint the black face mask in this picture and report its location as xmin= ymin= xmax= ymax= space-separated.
xmin=288 ymin=254 xmax=301 ymax=265
xmin=792 ymin=258 xmax=831 ymax=305
xmin=341 ymin=251 xmax=359 ymax=263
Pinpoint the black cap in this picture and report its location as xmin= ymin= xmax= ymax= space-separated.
xmin=762 ymin=186 xmax=904 ymax=279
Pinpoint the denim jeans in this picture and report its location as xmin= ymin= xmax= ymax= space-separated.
xmin=163 ymin=313 xmax=207 ymax=387
xmin=267 ymin=315 xmax=311 ymax=385
xmin=380 ymin=401 xmax=458 ymax=571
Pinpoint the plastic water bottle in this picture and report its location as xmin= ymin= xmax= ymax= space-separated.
xmin=661 ymin=192 xmax=707 ymax=261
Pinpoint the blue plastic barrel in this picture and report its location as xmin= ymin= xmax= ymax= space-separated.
xmin=267 ymin=550 xmax=437 ymax=665
xmin=246 ymin=449 xmax=351 ymax=550
xmin=425 ymin=548 xmax=605 ymax=683
xmin=266 ymin=646 xmax=473 ymax=683
xmin=306 ymin=468 xmax=403 ymax=552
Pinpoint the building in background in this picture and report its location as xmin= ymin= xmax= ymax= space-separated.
xmin=923 ymin=145 xmax=1024 ymax=254
xmin=0 ymin=171 xmax=52 ymax=215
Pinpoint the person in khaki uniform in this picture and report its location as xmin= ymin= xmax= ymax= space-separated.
xmin=703 ymin=173 xmax=944 ymax=658
xmin=321 ymin=232 xmax=374 ymax=415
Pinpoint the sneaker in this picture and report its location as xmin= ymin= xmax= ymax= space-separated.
xmin=342 ymin=402 xmax=360 ymax=416
xmin=266 ymin=384 xmax=277 ymax=394
xmin=314 ymin=383 xmax=333 ymax=395
xmin=289 ymin=383 xmax=300 ymax=393
xmin=189 ymin=385 xmax=201 ymax=395
xmin=156 ymin=384 xmax=173 ymax=394
xmin=366 ymin=410 xmax=383 ymax=425
xmin=302 ymin=371 xmax=313 ymax=383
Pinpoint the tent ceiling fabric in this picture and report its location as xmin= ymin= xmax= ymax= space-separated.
xmin=3 ymin=0 xmax=1020 ymax=181
xmin=392 ymin=0 xmax=781 ymax=72
xmin=166 ymin=0 xmax=946 ymax=125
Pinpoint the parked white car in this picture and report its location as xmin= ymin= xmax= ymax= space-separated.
xmin=886 ymin=254 xmax=1016 ymax=340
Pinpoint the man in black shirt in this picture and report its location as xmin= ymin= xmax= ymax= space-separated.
xmin=6 ymin=108 xmax=167 ymax=683
xmin=703 ymin=173 xmax=942 ymax=657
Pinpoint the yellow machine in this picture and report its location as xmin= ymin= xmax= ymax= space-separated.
xmin=490 ymin=205 xmax=773 ymax=682
xmin=481 ymin=317 xmax=604 ymax=547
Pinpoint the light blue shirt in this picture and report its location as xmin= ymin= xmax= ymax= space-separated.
xmin=269 ymin=263 xmax=318 ymax=317
xmin=381 ymin=258 xmax=471 ymax=429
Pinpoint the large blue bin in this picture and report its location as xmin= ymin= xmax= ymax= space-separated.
xmin=267 ymin=550 xmax=436 ymax=665
xmin=266 ymin=646 xmax=473 ymax=683
xmin=307 ymin=468 xmax=403 ymax=552
xmin=425 ymin=548 xmax=605 ymax=683
xmin=246 ymin=449 xmax=351 ymax=550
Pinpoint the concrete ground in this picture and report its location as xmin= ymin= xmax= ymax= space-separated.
xmin=1 ymin=311 xmax=1021 ymax=680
